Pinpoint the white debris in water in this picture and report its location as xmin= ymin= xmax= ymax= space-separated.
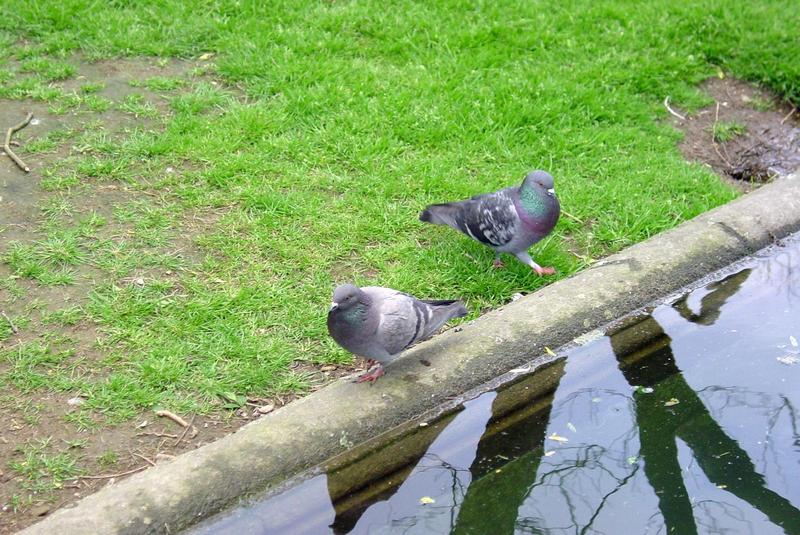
xmin=790 ymin=335 xmax=798 ymax=348
xmin=567 ymin=422 xmax=577 ymax=433
xmin=777 ymin=355 xmax=799 ymax=365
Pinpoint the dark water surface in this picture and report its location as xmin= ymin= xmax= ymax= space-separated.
xmin=193 ymin=235 xmax=800 ymax=535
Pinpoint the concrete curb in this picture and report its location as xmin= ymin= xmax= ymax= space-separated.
xmin=23 ymin=174 xmax=800 ymax=535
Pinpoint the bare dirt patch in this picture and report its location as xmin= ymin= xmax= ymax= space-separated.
xmin=673 ymin=77 xmax=800 ymax=191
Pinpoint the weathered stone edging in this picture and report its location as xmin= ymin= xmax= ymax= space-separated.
xmin=22 ymin=174 xmax=800 ymax=534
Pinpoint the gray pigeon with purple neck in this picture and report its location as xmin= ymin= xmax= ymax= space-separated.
xmin=327 ymin=284 xmax=468 ymax=383
xmin=419 ymin=170 xmax=560 ymax=275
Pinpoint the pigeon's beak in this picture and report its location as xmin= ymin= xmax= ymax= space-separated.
xmin=329 ymin=302 xmax=338 ymax=312
xmin=547 ymin=187 xmax=555 ymax=195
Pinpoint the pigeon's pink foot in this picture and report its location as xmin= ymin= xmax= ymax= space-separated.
xmin=355 ymin=366 xmax=385 ymax=384
xmin=492 ymin=258 xmax=505 ymax=269
xmin=534 ymin=266 xmax=556 ymax=276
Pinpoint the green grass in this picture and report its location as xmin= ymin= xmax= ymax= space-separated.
xmin=0 ymin=0 xmax=798 ymax=423
xmin=748 ymin=95 xmax=775 ymax=112
xmin=712 ymin=120 xmax=748 ymax=142
xmin=8 ymin=438 xmax=85 ymax=493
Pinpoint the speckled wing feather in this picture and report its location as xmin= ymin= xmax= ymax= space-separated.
xmin=455 ymin=188 xmax=519 ymax=247
xmin=419 ymin=187 xmax=519 ymax=248
xmin=363 ymin=287 xmax=467 ymax=357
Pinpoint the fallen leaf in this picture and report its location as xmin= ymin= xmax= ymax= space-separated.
xmin=545 ymin=346 xmax=557 ymax=357
xmin=664 ymin=398 xmax=680 ymax=407
xmin=548 ymin=432 xmax=569 ymax=443
xmin=199 ymin=52 xmax=214 ymax=60
xmin=419 ymin=496 xmax=435 ymax=505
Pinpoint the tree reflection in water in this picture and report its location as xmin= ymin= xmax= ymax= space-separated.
xmin=191 ymin=237 xmax=800 ymax=535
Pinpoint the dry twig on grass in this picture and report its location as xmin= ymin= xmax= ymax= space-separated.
xmin=172 ymin=414 xmax=198 ymax=447
xmin=136 ymin=431 xmax=179 ymax=439
xmin=132 ymin=453 xmax=156 ymax=467
xmin=663 ymin=96 xmax=686 ymax=121
xmin=1 ymin=311 xmax=18 ymax=334
xmin=781 ymin=106 xmax=797 ymax=125
xmin=155 ymin=410 xmax=189 ymax=427
xmin=73 ymin=465 xmax=148 ymax=480
xmin=3 ymin=112 xmax=33 ymax=173
xmin=711 ymin=102 xmax=733 ymax=168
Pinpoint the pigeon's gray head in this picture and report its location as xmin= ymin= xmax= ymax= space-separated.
xmin=522 ymin=170 xmax=555 ymax=196
xmin=330 ymin=284 xmax=364 ymax=312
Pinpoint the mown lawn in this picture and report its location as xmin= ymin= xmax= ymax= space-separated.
xmin=0 ymin=0 xmax=798 ymax=421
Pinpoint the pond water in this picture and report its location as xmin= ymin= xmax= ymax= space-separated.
xmin=192 ymin=234 xmax=800 ymax=535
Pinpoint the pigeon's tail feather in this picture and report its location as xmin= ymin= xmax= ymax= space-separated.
xmin=421 ymin=299 xmax=468 ymax=318
xmin=419 ymin=300 xmax=468 ymax=341
xmin=419 ymin=203 xmax=461 ymax=227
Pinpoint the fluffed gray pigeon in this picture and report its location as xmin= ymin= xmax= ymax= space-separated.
xmin=419 ymin=170 xmax=560 ymax=275
xmin=327 ymin=284 xmax=468 ymax=383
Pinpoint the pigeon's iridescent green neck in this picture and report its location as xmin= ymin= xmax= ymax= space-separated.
xmin=519 ymin=183 xmax=548 ymax=215
xmin=342 ymin=302 xmax=368 ymax=324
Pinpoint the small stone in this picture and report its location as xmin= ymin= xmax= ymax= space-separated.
xmin=256 ymin=404 xmax=275 ymax=415
xmin=511 ymin=293 xmax=524 ymax=301
xmin=320 ymin=365 xmax=336 ymax=372
xmin=67 ymin=397 xmax=85 ymax=406
xmin=155 ymin=453 xmax=175 ymax=463
xmin=133 ymin=277 xmax=145 ymax=287
xmin=31 ymin=504 xmax=50 ymax=517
